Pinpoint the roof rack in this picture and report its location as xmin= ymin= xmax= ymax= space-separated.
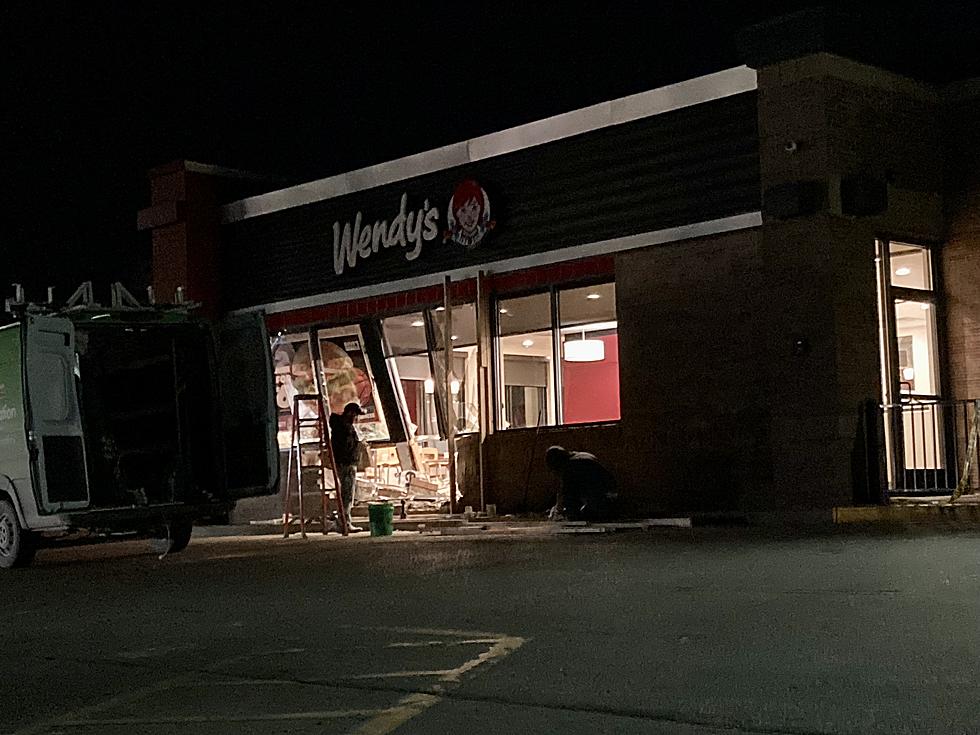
xmin=4 ymin=282 xmax=199 ymax=317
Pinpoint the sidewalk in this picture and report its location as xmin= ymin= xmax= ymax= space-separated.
xmin=196 ymin=494 xmax=980 ymax=539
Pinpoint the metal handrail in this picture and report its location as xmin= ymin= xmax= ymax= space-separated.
xmin=881 ymin=397 xmax=980 ymax=499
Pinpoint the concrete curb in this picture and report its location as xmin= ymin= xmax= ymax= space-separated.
xmin=833 ymin=503 xmax=980 ymax=526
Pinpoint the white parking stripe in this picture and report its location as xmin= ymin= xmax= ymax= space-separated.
xmin=62 ymin=709 xmax=385 ymax=726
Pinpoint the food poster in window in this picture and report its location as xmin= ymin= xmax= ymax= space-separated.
xmin=272 ymin=335 xmax=318 ymax=449
xmin=317 ymin=328 xmax=390 ymax=441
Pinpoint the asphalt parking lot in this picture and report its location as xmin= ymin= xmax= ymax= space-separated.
xmin=4 ymin=526 xmax=980 ymax=734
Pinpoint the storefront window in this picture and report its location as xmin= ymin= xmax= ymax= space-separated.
xmin=495 ymin=282 xmax=620 ymax=430
xmin=559 ymin=283 xmax=620 ymax=424
xmin=497 ymin=292 xmax=556 ymax=428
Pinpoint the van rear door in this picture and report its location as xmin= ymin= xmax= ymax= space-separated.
xmin=24 ymin=315 xmax=90 ymax=512
xmin=215 ymin=313 xmax=278 ymax=498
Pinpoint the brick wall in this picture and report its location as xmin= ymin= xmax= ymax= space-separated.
xmin=615 ymin=229 xmax=772 ymax=513
xmin=943 ymin=93 xmax=980 ymax=401
xmin=482 ymin=423 xmax=623 ymax=514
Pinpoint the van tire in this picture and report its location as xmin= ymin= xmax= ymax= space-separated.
xmin=167 ymin=520 xmax=193 ymax=554
xmin=151 ymin=519 xmax=193 ymax=556
xmin=0 ymin=498 xmax=36 ymax=569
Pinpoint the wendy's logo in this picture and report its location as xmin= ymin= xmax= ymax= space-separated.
xmin=445 ymin=179 xmax=495 ymax=250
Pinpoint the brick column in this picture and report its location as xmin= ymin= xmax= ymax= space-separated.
xmin=137 ymin=161 xmax=225 ymax=317
xmin=942 ymin=89 xmax=980 ymax=402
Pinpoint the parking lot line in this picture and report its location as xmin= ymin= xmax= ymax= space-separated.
xmin=12 ymin=627 xmax=527 ymax=735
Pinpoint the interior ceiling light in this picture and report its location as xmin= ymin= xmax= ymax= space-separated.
xmin=499 ymin=308 xmax=509 ymax=314
xmin=435 ymin=306 xmax=445 ymax=312
xmin=895 ymin=267 xmax=912 ymax=276
xmin=586 ymin=293 xmax=602 ymax=300
xmin=411 ymin=320 xmax=424 ymax=327
xmin=451 ymin=335 xmax=459 ymax=341
xmin=521 ymin=339 xmax=534 ymax=348
xmin=564 ymin=337 xmax=605 ymax=362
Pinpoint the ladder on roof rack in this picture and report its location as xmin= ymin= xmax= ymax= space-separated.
xmin=283 ymin=394 xmax=349 ymax=538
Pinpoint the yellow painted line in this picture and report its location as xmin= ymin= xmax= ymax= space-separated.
xmin=12 ymin=650 xmax=269 ymax=735
xmin=385 ymin=638 xmax=499 ymax=648
xmin=348 ymin=693 xmax=442 ymax=735
xmin=357 ymin=624 xmax=505 ymax=639
xmin=439 ymin=635 xmax=525 ymax=684
xmin=15 ymin=627 xmax=527 ymax=735
xmin=348 ymin=669 xmax=450 ymax=680
xmin=344 ymin=629 xmax=527 ymax=733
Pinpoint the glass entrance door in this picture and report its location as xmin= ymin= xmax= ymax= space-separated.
xmin=876 ymin=240 xmax=948 ymax=491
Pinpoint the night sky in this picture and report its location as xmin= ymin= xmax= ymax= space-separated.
xmin=5 ymin=2 xmax=979 ymax=306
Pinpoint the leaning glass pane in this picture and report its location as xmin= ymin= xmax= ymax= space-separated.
xmin=317 ymin=326 xmax=390 ymax=442
xmin=381 ymin=312 xmax=428 ymax=357
xmin=271 ymin=331 xmax=316 ymax=450
xmin=431 ymin=302 xmax=476 ymax=349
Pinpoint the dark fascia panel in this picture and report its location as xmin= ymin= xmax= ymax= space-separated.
xmin=735 ymin=7 xmax=876 ymax=72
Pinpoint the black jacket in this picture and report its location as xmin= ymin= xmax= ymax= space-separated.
xmin=329 ymin=413 xmax=360 ymax=466
xmin=559 ymin=451 xmax=617 ymax=521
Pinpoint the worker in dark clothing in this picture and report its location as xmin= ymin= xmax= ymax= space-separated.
xmin=545 ymin=445 xmax=617 ymax=522
xmin=329 ymin=402 xmax=364 ymax=532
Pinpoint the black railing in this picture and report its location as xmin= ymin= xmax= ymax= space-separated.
xmin=882 ymin=398 xmax=980 ymax=496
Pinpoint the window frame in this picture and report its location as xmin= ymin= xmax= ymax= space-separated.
xmin=876 ymin=239 xmax=945 ymax=405
xmin=492 ymin=277 xmax=620 ymax=432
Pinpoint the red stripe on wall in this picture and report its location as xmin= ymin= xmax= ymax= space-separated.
xmin=265 ymin=254 xmax=615 ymax=331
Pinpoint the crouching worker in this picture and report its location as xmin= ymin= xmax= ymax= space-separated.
xmin=545 ymin=445 xmax=618 ymax=522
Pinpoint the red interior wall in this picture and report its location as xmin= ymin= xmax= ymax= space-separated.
xmin=561 ymin=334 xmax=620 ymax=424
xmin=401 ymin=380 xmax=419 ymax=426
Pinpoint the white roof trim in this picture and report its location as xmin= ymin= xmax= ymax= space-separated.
xmin=222 ymin=66 xmax=758 ymax=224
xmin=235 ymin=211 xmax=762 ymax=317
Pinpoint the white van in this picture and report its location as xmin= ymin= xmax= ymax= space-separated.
xmin=0 ymin=299 xmax=277 ymax=568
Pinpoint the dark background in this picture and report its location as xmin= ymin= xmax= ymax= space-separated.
xmin=4 ymin=2 xmax=979 ymax=304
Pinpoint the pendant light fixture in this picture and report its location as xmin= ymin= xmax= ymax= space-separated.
xmin=564 ymin=330 xmax=604 ymax=362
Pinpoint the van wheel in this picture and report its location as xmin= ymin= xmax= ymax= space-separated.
xmin=0 ymin=499 xmax=36 ymax=569
xmin=150 ymin=519 xmax=193 ymax=556
xmin=167 ymin=520 xmax=193 ymax=553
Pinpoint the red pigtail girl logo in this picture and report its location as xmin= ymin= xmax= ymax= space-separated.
xmin=444 ymin=179 xmax=495 ymax=250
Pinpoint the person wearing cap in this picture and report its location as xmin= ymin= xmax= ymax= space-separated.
xmin=329 ymin=401 xmax=365 ymax=532
xmin=545 ymin=445 xmax=617 ymax=522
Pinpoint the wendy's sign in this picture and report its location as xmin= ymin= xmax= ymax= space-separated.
xmin=331 ymin=180 xmax=494 ymax=276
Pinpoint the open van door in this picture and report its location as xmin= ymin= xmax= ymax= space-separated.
xmin=24 ymin=315 xmax=90 ymax=512
xmin=215 ymin=313 xmax=278 ymax=498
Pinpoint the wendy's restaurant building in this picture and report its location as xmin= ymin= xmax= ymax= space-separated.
xmin=138 ymin=45 xmax=980 ymax=522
